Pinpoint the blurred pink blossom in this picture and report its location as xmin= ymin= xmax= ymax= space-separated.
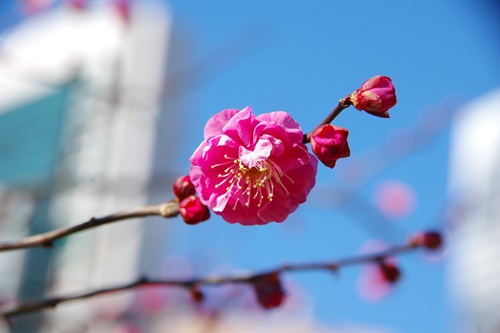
xmin=136 ymin=286 xmax=167 ymax=314
xmin=190 ymin=107 xmax=317 ymax=225
xmin=19 ymin=0 xmax=54 ymax=14
xmin=357 ymin=261 xmax=399 ymax=301
xmin=156 ymin=256 xmax=198 ymax=309
xmin=357 ymin=241 xmax=400 ymax=301
xmin=374 ymin=180 xmax=416 ymax=219
xmin=66 ymin=0 xmax=87 ymax=10
xmin=114 ymin=0 xmax=130 ymax=23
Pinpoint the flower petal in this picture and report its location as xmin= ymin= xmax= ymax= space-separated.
xmin=239 ymin=138 xmax=273 ymax=168
xmin=256 ymin=111 xmax=303 ymax=143
xmin=222 ymin=106 xmax=257 ymax=147
xmin=204 ymin=108 xmax=241 ymax=139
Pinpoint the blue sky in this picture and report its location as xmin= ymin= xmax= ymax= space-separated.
xmin=1 ymin=0 xmax=499 ymax=332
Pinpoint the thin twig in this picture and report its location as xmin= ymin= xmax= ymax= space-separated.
xmin=0 ymin=238 xmax=428 ymax=318
xmin=302 ymin=96 xmax=352 ymax=143
xmin=0 ymin=201 xmax=179 ymax=252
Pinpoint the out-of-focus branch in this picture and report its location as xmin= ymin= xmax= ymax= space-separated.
xmin=0 ymin=200 xmax=179 ymax=252
xmin=0 ymin=232 xmax=441 ymax=318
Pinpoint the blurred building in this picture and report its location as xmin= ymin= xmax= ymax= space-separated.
xmin=0 ymin=2 xmax=177 ymax=332
xmin=448 ymin=87 xmax=500 ymax=333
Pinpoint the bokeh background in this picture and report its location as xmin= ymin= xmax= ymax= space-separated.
xmin=0 ymin=0 xmax=499 ymax=332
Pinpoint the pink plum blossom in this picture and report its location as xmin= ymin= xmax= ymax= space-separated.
xmin=190 ymin=107 xmax=318 ymax=225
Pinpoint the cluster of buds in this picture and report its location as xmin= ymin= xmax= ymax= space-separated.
xmin=173 ymin=175 xmax=210 ymax=225
xmin=309 ymin=75 xmax=396 ymax=169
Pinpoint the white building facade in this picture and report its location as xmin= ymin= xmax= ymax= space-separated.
xmin=0 ymin=2 xmax=176 ymax=331
xmin=448 ymin=88 xmax=500 ymax=333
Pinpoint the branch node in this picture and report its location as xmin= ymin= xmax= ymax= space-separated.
xmin=41 ymin=241 xmax=53 ymax=248
xmin=328 ymin=263 xmax=339 ymax=272
xmin=159 ymin=202 xmax=179 ymax=218
xmin=373 ymin=256 xmax=386 ymax=264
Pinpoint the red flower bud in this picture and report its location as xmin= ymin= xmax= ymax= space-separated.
xmin=350 ymin=76 xmax=397 ymax=118
xmin=173 ymin=175 xmax=197 ymax=201
xmin=251 ymin=273 xmax=286 ymax=310
xmin=179 ymin=195 xmax=210 ymax=225
xmin=410 ymin=231 xmax=443 ymax=250
xmin=310 ymin=124 xmax=350 ymax=168
xmin=190 ymin=286 xmax=204 ymax=304
xmin=378 ymin=260 xmax=401 ymax=284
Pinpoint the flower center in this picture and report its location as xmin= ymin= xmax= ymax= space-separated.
xmin=212 ymin=154 xmax=293 ymax=208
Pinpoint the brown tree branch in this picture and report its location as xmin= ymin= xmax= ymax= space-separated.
xmin=0 ymin=234 xmax=439 ymax=318
xmin=302 ymin=96 xmax=352 ymax=143
xmin=0 ymin=200 xmax=179 ymax=252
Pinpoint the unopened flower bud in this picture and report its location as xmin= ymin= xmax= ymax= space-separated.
xmin=310 ymin=124 xmax=350 ymax=168
xmin=179 ymin=195 xmax=210 ymax=225
xmin=190 ymin=286 xmax=204 ymax=304
xmin=251 ymin=273 xmax=286 ymax=310
xmin=411 ymin=231 xmax=443 ymax=250
xmin=378 ymin=261 xmax=401 ymax=284
xmin=350 ymin=76 xmax=397 ymax=118
xmin=173 ymin=175 xmax=196 ymax=201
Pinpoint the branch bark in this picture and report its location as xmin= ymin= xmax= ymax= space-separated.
xmin=0 ymin=238 xmax=434 ymax=318
xmin=302 ymin=96 xmax=352 ymax=143
xmin=0 ymin=201 xmax=179 ymax=252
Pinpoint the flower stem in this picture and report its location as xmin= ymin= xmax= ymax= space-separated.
xmin=303 ymin=95 xmax=352 ymax=143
